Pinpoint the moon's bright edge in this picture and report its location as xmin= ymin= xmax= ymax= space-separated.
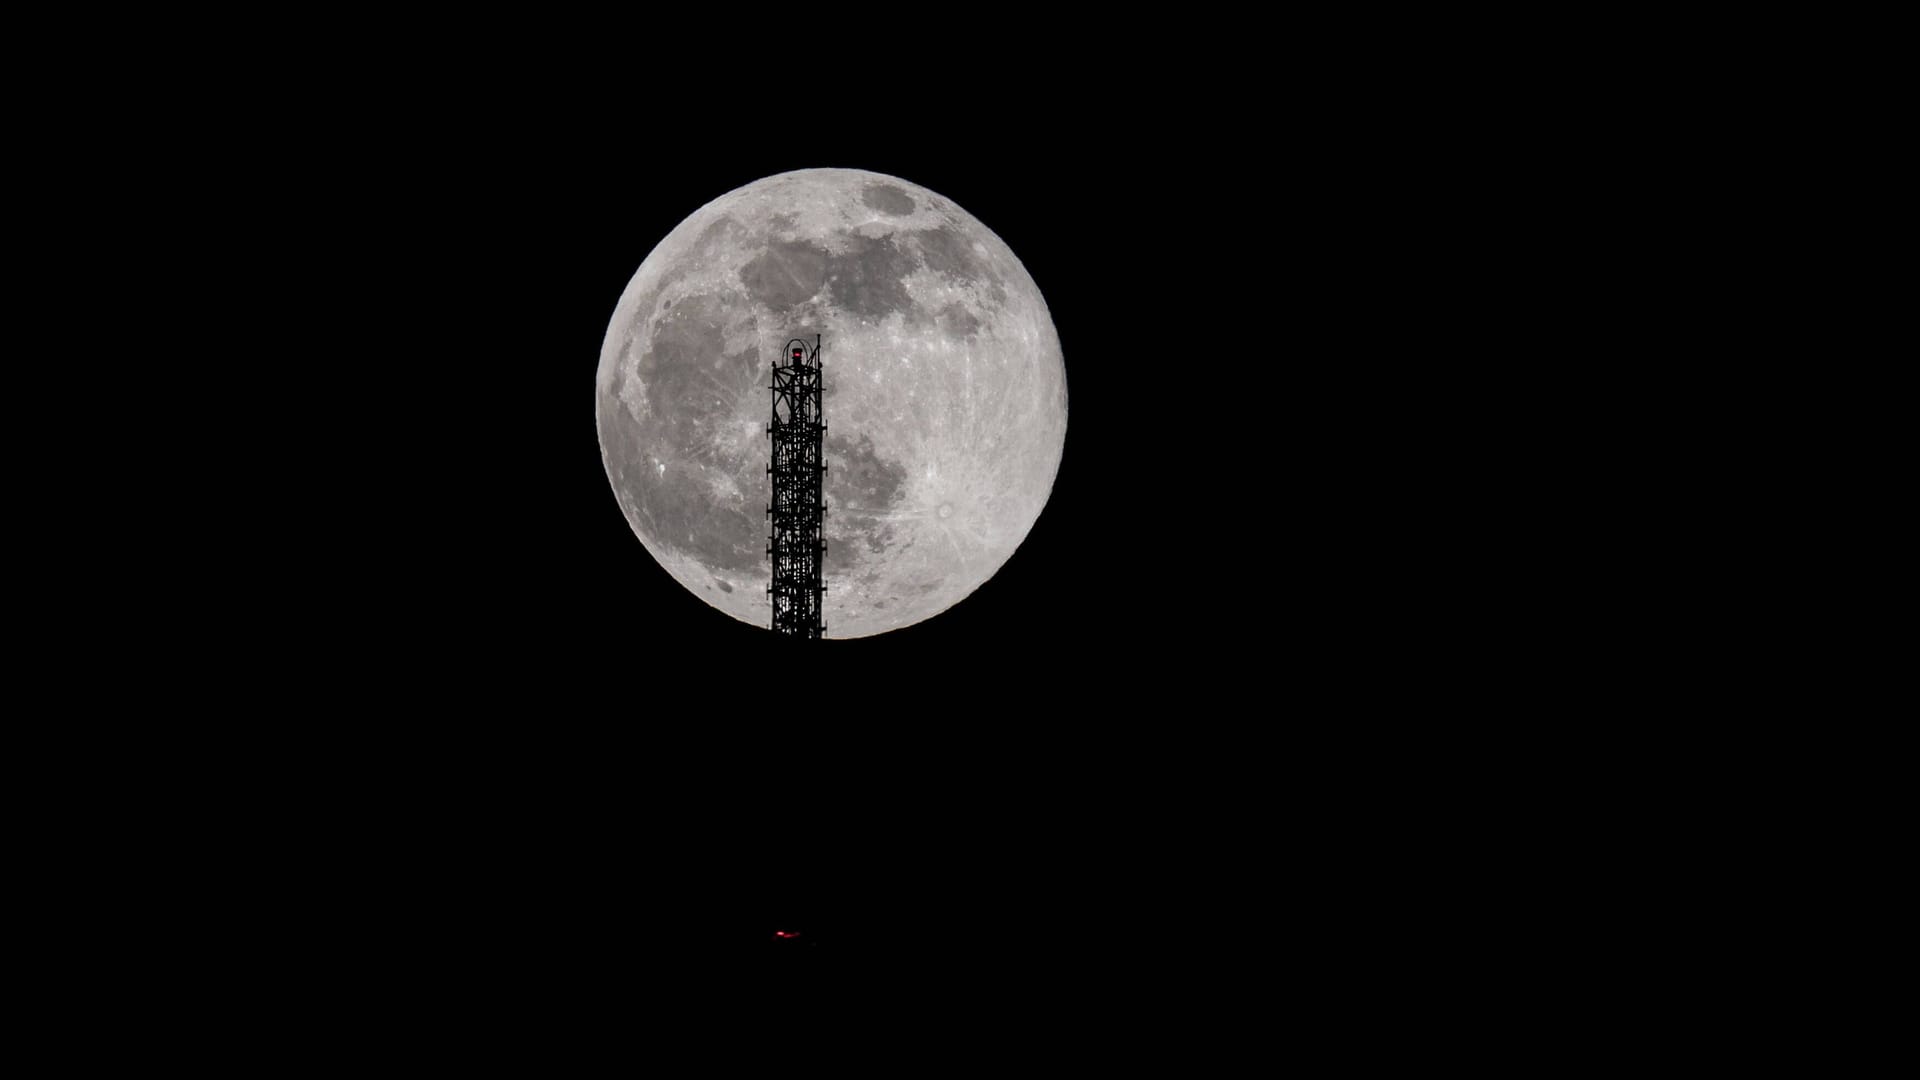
xmin=595 ymin=168 xmax=1067 ymax=638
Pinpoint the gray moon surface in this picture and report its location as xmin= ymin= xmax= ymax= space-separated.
xmin=596 ymin=168 xmax=1068 ymax=637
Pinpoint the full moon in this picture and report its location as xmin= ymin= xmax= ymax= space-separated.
xmin=596 ymin=168 xmax=1068 ymax=637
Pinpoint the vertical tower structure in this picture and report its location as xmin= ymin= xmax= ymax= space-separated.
xmin=767 ymin=335 xmax=826 ymax=638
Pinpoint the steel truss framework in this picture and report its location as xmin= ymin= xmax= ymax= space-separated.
xmin=767 ymin=335 xmax=826 ymax=638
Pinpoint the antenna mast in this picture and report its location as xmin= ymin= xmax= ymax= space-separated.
xmin=767 ymin=335 xmax=826 ymax=638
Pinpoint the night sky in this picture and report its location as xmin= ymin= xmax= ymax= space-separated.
xmin=203 ymin=71 xmax=1516 ymax=1002
xmin=9 ymin=21 xmax=1618 ymax=1046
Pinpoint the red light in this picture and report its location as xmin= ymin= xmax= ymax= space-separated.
xmin=774 ymin=930 xmax=800 ymax=939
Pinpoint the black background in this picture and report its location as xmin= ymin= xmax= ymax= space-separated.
xmin=22 ymin=25 xmax=1677 ymax=1046
xmin=148 ymin=63 xmax=1542 ymax=1012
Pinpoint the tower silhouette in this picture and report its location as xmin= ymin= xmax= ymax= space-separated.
xmin=767 ymin=336 xmax=826 ymax=638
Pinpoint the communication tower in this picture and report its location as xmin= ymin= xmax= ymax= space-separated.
xmin=768 ymin=335 xmax=826 ymax=638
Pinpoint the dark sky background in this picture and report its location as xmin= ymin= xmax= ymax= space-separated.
xmin=194 ymin=73 xmax=1530 ymax=1009
xmin=21 ymin=27 xmax=1631 ymax=1039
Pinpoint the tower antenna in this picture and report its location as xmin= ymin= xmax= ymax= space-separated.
xmin=767 ymin=335 xmax=826 ymax=638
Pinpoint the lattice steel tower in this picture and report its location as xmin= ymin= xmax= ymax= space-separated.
xmin=767 ymin=335 xmax=826 ymax=638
